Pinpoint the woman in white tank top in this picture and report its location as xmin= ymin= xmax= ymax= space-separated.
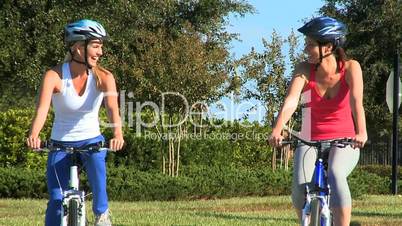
xmin=27 ymin=19 xmax=124 ymax=226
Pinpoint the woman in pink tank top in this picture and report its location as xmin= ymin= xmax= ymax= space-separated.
xmin=269 ymin=17 xmax=367 ymax=226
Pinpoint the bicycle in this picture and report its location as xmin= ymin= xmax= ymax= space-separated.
xmin=36 ymin=141 xmax=112 ymax=226
xmin=281 ymin=128 xmax=354 ymax=226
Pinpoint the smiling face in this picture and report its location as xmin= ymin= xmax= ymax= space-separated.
xmin=304 ymin=36 xmax=333 ymax=64
xmin=304 ymin=37 xmax=320 ymax=64
xmin=71 ymin=39 xmax=104 ymax=67
xmin=85 ymin=40 xmax=103 ymax=67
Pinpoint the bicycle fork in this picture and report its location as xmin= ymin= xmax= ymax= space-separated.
xmin=301 ymin=158 xmax=332 ymax=226
xmin=301 ymin=187 xmax=312 ymax=226
xmin=301 ymin=188 xmax=331 ymax=226
xmin=60 ymin=165 xmax=86 ymax=226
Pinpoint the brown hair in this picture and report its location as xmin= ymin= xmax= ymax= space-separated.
xmin=92 ymin=65 xmax=109 ymax=89
xmin=335 ymin=47 xmax=348 ymax=62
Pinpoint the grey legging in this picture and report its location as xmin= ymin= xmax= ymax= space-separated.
xmin=291 ymin=144 xmax=360 ymax=209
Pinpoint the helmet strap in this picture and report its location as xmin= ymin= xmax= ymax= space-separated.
xmin=84 ymin=39 xmax=91 ymax=76
xmin=315 ymin=42 xmax=333 ymax=71
xmin=69 ymin=40 xmax=92 ymax=75
xmin=315 ymin=43 xmax=323 ymax=71
xmin=70 ymin=48 xmax=86 ymax=66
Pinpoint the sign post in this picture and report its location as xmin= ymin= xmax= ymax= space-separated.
xmin=386 ymin=52 xmax=401 ymax=195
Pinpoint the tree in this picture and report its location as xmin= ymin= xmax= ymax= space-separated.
xmin=0 ymin=0 xmax=253 ymax=108
xmin=236 ymin=30 xmax=305 ymax=170
xmin=106 ymin=0 xmax=254 ymax=176
xmin=0 ymin=0 xmax=254 ymax=175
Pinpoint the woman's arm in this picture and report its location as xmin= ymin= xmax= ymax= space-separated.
xmin=346 ymin=60 xmax=367 ymax=147
xmin=27 ymin=70 xmax=59 ymax=149
xmin=269 ymin=63 xmax=308 ymax=147
xmin=346 ymin=60 xmax=367 ymax=148
xmin=101 ymin=72 xmax=124 ymax=150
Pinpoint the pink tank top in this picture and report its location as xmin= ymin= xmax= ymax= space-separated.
xmin=302 ymin=62 xmax=355 ymax=140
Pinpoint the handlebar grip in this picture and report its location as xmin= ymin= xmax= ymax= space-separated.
xmin=280 ymin=140 xmax=296 ymax=145
xmin=40 ymin=140 xmax=48 ymax=149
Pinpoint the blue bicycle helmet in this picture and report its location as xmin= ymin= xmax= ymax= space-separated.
xmin=64 ymin=19 xmax=108 ymax=69
xmin=298 ymin=16 xmax=347 ymax=48
xmin=64 ymin=19 xmax=108 ymax=43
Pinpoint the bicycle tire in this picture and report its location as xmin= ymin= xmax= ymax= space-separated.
xmin=68 ymin=199 xmax=80 ymax=226
xmin=310 ymin=198 xmax=321 ymax=226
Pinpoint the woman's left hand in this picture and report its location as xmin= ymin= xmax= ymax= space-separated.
xmin=109 ymin=136 xmax=125 ymax=151
xmin=353 ymin=133 xmax=367 ymax=149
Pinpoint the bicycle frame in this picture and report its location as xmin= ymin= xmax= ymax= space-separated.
xmin=60 ymin=148 xmax=86 ymax=226
xmin=301 ymin=143 xmax=332 ymax=226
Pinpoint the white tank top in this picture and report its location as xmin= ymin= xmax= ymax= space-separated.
xmin=51 ymin=63 xmax=104 ymax=141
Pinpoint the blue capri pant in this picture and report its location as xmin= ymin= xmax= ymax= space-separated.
xmin=45 ymin=135 xmax=108 ymax=226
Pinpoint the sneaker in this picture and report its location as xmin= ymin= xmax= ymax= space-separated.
xmin=94 ymin=209 xmax=112 ymax=226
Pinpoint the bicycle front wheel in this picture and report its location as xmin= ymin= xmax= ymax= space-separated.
xmin=310 ymin=198 xmax=321 ymax=226
xmin=68 ymin=199 xmax=80 ymax=226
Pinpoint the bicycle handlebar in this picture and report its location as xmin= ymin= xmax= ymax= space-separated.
xmin=280 ymin=126 xmax=355 ymax=148
xmin=34 ymin=141 xmax=114 ymax=153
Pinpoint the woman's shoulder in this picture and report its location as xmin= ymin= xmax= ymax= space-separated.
xmin=343 ymin=59 xmax=361 ymax=71
xmin=39 ymin=64 xmax=63 ymax=92
xmin=343 ymin=59 xmax=363 ymax=85
xmin=94 ymin=66 xmax=116 ymax=91
xmin=95 ymin=66 xmax=114 ymax=81
xmin=45 ymin=64 xmax=63 ymax=80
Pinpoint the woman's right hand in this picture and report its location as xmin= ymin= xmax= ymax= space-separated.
xmin=268 ymin=129 xmax=284 ymax=148
xmin=26 ymin=136 xmax=41 ymax=149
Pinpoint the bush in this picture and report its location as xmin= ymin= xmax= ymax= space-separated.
xmin=183 ymin=165 xmax=292 ymax=198
xmin=0 ymin=166 xmax=291 ymax=200
xmin=105 ymin=134 xmax=162 ymax=171
xmin=106 ymin=167 xmax=192 ymax=201
xmin=0 ymin=167 xmax=47 ymax=198
xmin=0 ymin=109 xmax=51 ymax=168
xmin=349 ymin=168 xmax=390 ymax=198
xmin=0 ymin=108 xmax=272 ymax=171
xmin=358 ymin=165 xmax=402 ymax=179
xmin=0 ymin=165 xmax=398 ymax=201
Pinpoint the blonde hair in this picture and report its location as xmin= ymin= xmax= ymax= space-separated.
xmin=63 ymin=42 xmax=106 ymax=90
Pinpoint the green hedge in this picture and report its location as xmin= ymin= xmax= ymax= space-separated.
xmin=358 ymin=165 xmax=402 ymax=179
xmin=0 ymin=167 xmax=47 ymax=199
xmin=0 ymin=108 xmax=397 ymax=201
xmin=0 ymin=166 xmax=397 ymax=201
xmin=0 ymin=166 xmax=289 ymax=200
xmin=0 ymin=109 xmax=52 ymax=168
xmin=183 ymin=165 xmax=291 ymax=198
xmin=348 ymin=168 xmax=390 ymax=197
xmin=0 ymin=108 xmax=273 ymax=171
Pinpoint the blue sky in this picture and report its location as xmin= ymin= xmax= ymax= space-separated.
xmin=208 ymin=0 xmax=325 ymax=123
xmin=227 ymin=0 xmax=324 ymax=57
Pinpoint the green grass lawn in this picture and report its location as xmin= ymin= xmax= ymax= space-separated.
xmin=0 ymin=195 xmax=401 ymax=226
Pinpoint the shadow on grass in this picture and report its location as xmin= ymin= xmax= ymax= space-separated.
xmin=350 ymin=221 xmax=362 ymax=226
xmin=353 ymin=210 xmax=402 ymax=218
xmin=196 ymin=211 xmax=297 ymax=224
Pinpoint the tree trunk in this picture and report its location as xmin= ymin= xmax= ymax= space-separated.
xmin=272 ymin=147 xmax=276 ymax=171
xmin=176 ymin=123 xmax=182 ymax=177
xmin=168 ymin=117 xmax=173 ymax=176
xmin=199 ymin=109 xmax=203 ymax=136
xmin=170 ymin=136 xmax=175 ymax=176
xmin=158 ymin=112 xmax=166 ymax=175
